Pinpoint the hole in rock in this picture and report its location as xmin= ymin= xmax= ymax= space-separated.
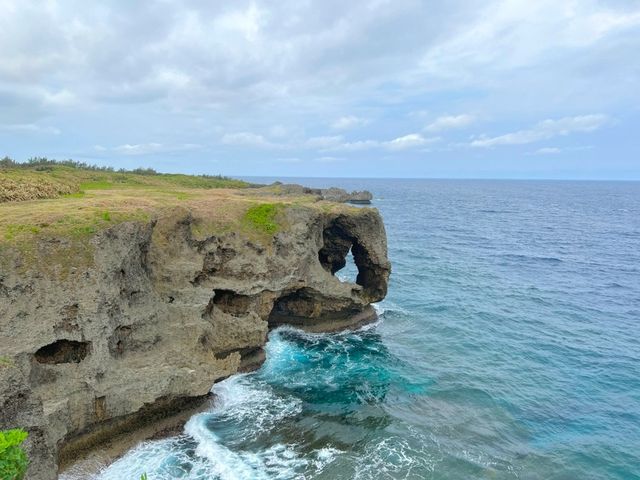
xmin=336 ymin=248 xmax=358 ymax=283
xmin=268 ymin=289 xmax=316 ymax=326
xmin=210 ymin=289 xmax=252 ymax=316
xmin=318 ymin=219 xmax=386 ymax=300
xmin=319 ymin=223 xmax=357 ymax=283
xmin=108 ymin=326 xmax=132 ymax=357
xmin=34 ymin=340 xmax=90 ymax=364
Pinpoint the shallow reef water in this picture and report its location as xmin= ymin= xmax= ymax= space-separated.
xmin=69 ymin=179 xmax=640 ymax=479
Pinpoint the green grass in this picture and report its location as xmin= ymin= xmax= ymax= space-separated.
xmin=80 ymin=180 xmax=114 ymax=190
xmin=0 ymin=356 xmax=13 ymax=367
xmin=4 ymin=224 xmax=41 ymax=241
xmin=0 ymin=163 xmax=252 ymax=204
xmin=0 ymin=429 xmax=29 ymax=480
xmin=243 ymin=203 xmax=282 ymax=235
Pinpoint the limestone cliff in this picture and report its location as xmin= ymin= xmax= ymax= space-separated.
xmin=0 ymin=203 xmax=390 ymax=479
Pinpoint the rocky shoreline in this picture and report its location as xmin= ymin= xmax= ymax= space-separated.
xmin=0 ymin=196 xmax=390 ymax=479
xmin=265 ymin=182 xmax=374 ymax=204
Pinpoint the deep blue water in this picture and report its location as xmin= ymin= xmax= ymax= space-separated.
xmin=70 ymin=179 xmax=640 ymax=479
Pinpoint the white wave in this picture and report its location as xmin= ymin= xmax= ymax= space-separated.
xmin=88 ymin=376 xmax=338 ymax=480
xmin=353 ymin=428 xmax=438 ymax=480
xmin=87 ymin=437 xmax=210 ymax=480
xmin=64 ymin=330 xmax=352 ymax=480
xmin=185 ymin=414 xmax=340 ymax=480
xmin=372 ymin=302 xmax=386 ymax=316
xmin=373 ymin=300 xmax=410 ymax=316
xmin=185 ymin=415 xmax=269 ymax=480
xmin=210 ymin=375 xmax=302 ymax=437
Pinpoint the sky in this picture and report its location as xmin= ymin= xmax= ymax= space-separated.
xmin=1 ymin=0 xmax=640 ymax=179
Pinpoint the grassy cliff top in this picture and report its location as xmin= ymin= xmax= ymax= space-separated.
xmin=0 ymin=160 xmax=358 ymax=248
xmin=0 ymin=161 xmax=250 ymax=203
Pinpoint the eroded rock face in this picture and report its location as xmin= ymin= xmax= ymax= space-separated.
xmin=268 ymin=183 xmax=374 ymax=204
xmin=0 ymin=205 xmax=390 ymax=479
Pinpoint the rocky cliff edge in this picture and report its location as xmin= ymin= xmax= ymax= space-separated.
xmin=0 ymin=190 xmax=390 ymax=479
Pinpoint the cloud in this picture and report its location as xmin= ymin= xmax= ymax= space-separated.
xmin=426 ymin=114 xmax=475 ymax=132
xmin=386 ymin=133 xmax=439 ymax=150
xmin=110 ymin=143 xmax=201 ymax=156
xmin=221 ymin=132 xmax=272 ymax=148
xmin=331 ymin=116 xmax=368 ymax=130
xmin=471 ymin=114 xmax=610 ymax=148
xmin=419 ymin=1 xmax=640 ymax=82
xmin=0 ymin=1 xmax=637 ymax=178
xmin=320 ymin=133 xmax=440 ymax=152
xmin=328 ymin=139 xmax=380 ymax=152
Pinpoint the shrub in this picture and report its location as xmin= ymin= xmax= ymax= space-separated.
xmin=0 ymin=429 xmax=29 ymax=480
xmin=244 ymin=203 xmax=281 ymax=234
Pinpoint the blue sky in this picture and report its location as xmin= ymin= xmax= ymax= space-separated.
xmin=1 ymin=0 xmax=639 ymax=179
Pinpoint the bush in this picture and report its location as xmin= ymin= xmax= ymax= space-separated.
xmin=0 ymin=429 xmax=29 ymax=480
xmin=244 ymin=203 xmax=281 ymax=234
xmin=0 ymin=157 xmax=17 ymax=168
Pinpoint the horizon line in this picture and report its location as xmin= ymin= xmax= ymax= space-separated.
xmin=236 ymin=175 xmax=640 ymax=182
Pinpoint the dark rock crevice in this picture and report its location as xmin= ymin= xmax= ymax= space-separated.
xmin=318 ymin=224 xmax=353 ymax=275
xmin=34 ymin=340 xmax=91 ymax=365
xmin=210 ymin=289 xmax=253 ymax=317
xmin=268 ymin=287 xmax=363 ymax=328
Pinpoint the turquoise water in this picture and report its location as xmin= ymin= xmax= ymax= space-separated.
xmin=76 ymin=179 xmax=640 ymax=479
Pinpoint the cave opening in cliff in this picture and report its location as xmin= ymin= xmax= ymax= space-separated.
xmin=319 ymin=223 xmax=357 ymax=282
xmin=34 ymin=339 xmax=91 ymax=364
xmin=319 ymin=221 xmax=370 ymax=289
xmin=318 ymin=219 xmax=387 ymax=301
xmin=336 ymin=247 xmax=358 ymax=283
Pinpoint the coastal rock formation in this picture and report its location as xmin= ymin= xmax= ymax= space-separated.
xmin=0 ymin=205 xmax=390 ymax=479
xmin=268 ymin=183 xmax=374 ymax=204
xmin=320 ymin=187 xmax=373 ymax=205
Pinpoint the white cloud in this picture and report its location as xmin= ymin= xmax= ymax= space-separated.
xmin=0 ymin=1 xmax=636 ymax=177
xmin=214 ymin=4 xmax=265 ymax=43
xmin=221 ymin=132 xmax=271 ymax=148
xmin=326 ymin=139 xmax=380 ymax=152
xmin=331 ymin=115 xmax=368 ymax=130
xmin=386 ymin=133 xmax=439 ymax=150
xmin=318 ymin=133 xmax=441 ymax=152
xmin=420 ymin=1 xmax=640 ymax=83
xmin=114 ymin=143 xmax=164 ymax=155
xmin=426 ymin=114 xmax=475 ymax=132
xmin=111 ymin=143 xmax=201 ymax=156
xmin=471 ymin=114 xmax=609 ymax=148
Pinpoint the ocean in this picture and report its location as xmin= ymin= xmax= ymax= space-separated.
xmin=71 ymin=179 xmax=640 ymax=479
